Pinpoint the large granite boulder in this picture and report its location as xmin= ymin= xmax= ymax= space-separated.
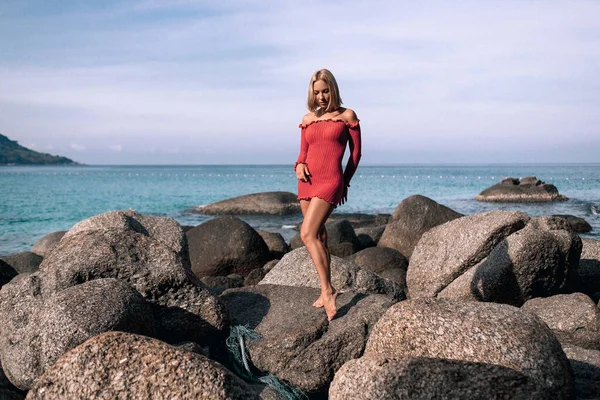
xmin=31 ymin=230 xmax=66 ymax=257
xmin=378 ymin=195 xmax=463 ymax=258
xmin=0 ymin=259 xmax=18 ymax=288
xmin=345 ymin=247 xmax=408 ymax=285
xmin=1 ymin=251 xmax=43 ymax=274
xmin=221 ymin=284 xmax=397 ymax=394
xmin=522 ymin=293 xmax=600 ymax=350
xmin=256 ymin=230 xmax=289 ymax=259
xmin=577 ymin=238 xmax=600 ymax=302
xmin=329 ymin=355 xmax=552 ymax=400
xmin=475 ymin=176 xmax=568 ymax=202
xmin=553 ymin=214 xmax=593 ymax=233
xmin=0 ymin=211 xmax=229 ymax=389
xmin=26 ymin=331 xmax=262 ymax=399
xmin=258 ymin=247 xmax=405 ymax=300
xmin=407 ymin=210 xmax=529 ymax=299
xmin=0 ymin=278 xmax=154 ymax=390
xmin=562 ymin=345 xmax=600 ymax=399
xmin=438 ymin=221 xmax=581 ymax=306
xmin=365 ymin=298 xmax=574 ymax=398
xmin=187 ymin=216 xmax=270 ymax=278
xmin=355 ymin=225 xmax=385 ymax=249
xmin=325 ymin=219 xmax=360 ymax=257
xmin=195 ymin=191 xmax=300 ymax=215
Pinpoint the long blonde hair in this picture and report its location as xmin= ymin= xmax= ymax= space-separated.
xmin=307 ymin=69 xmax=343 ymax=112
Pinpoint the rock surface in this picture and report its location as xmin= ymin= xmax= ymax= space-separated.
xmin=553 ymin=214 xmax=593 ymax=233
xmin=31 ymin=230 xmax=66 ymax=257
xmin=562 ymin=344 xmax=600 ymax=400
xmin=324 ymin=220 xmax=360 ymax=257
xmin=522 ymin=293 xmax=600 ymax=350
xmin=1 ymin=251 xmax=43 ymax=274
xmin=0 ymin=259 xmax=17 ymax=288
xmin=578 ymin=238 xmax=600 ymax=302
xmin=256 ymin=230 xmax=289 ymax=259
xmin=221 ymin=284 xmax=397 ymax=393
xmin=345 ymin=247 xmax=408 ymax=285
xmin=407 ymin=210 xmax=529 ymax=298
xmin=0 ymin=366 xmax=24 ymax=400
xmin=195 ymin=191 xmax=301 ymax=215
xmin=187 ymin=216 xmax=270 ymax=278
xmin=26 ymin=331 xmax=260 ymax=400
xmin=326 ymin=213 xmax=390 ymax=229
xmin=379 ymin=195 xmax=463 ymax=258
xmin=365 ymin=298 xmax=573 ymax=398
xmin=475 ymin=176 xmax=568 ymax=202
xmin=259 ymin=247 xmax=405 ymax=300
xmin=329 ymin=355 xmax=552 ymax=400
xmin=355 ymin=225 xmax=385 ymax=249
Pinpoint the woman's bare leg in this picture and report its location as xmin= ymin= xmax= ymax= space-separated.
xmin=312 ymin=225 xmax=331 ymax=308
xmin=300 ymin=197 xmax=337 ymax=321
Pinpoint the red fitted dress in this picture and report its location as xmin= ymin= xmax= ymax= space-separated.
xmin=295 ymin=119 xmax=362 ymax=207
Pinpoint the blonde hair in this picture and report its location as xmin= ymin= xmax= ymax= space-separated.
xmin=307 ymin=69 xmax=343 ymax=112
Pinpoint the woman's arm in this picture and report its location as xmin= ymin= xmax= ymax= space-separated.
xmin=342 ymin=110 xmax=362 ymax=186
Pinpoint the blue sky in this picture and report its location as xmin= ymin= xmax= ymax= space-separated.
xmin=1 ymin=0 xmax=599 ymax=164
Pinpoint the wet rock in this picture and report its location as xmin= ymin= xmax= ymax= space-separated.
xmin=475 ymin=176 xmax=568 ymax=202
xmin=195 ymin=191 xmax=301 ymax=215
xmin=187 ymin=216 xmax=270 ymax=278
xmin=0 ymin=278 xmax=154 ymax=390
xmin=259 ymin=247 xmax=405 ymax=300
xmin=1 ymin=251 xmax=43 ymax=274
xmin=562 ymin=344 xmax=600 ymax=400
xmin=365 ymin=298 xmax=573 ymax=398
xmin=407 ymin=210 xmax=529 ymax=298
xmin=329 ymin=355 xmax=552 ymax=400
xmin=221 ymin=284 xmax=397 ymax=394
xmin=522 ymin=293 xmax=600 ymax=350
xmin=379 ymin=195 xmax=463 ymax=258
xmin=553 ymin=214 xmax=592 ymax=233
xmin=26 ymin=331 xmax=260 ymax=399
xmin=257 ymin=230 xmax=290 ymax=259
xmin=325 ymin=220 xmax=360 ymax=257
xmin=577 ymin=238 xmax=600 ymax=303
xmin=355 ymin=225 xmax=385 ymax=249
xmin=345 ymin=247 xmax=408 ymax=286
xmin=31 ymin=231 xmax=66 ymax=257
xmin=0 ymin=259 xmax=18 ymax=288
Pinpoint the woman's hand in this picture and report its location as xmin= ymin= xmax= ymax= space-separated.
xmin=339 ymin=185 xmax=348 ymax=206
xmin=295 ymin=163 xmax=311 ymax=182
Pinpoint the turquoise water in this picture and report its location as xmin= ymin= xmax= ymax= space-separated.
xmin=1 ymin=164 xmax=599 ymax=256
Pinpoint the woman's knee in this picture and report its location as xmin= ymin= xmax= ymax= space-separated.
xmin=300 ymin=226 xmax=318 ymax=246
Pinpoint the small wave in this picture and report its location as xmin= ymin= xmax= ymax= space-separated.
xmin=281 ymin=225 xmax=296 ymax=229
xmin=592 ymin=204 xmax=600 ymax=215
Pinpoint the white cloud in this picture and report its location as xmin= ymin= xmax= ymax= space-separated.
xmin=70 ymin=143 xmax=86 ymax=151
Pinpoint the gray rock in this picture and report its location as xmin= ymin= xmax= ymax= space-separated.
xmin=0 ymin=366 xmax=24 ymax=400
xmin=522 ymin=293 xmax=600 ymax=350
xmin=31 ymin=231 xmax=66 ymax=257
xmin=195 ymin=191 xmax=301 ymax=215
xmin=259 ymin=247 xmax=405 ymax=300
xmin=1 ymin=251 xmax=43 ymax=274
xmin=553 ymin=214 xmax=593 ymax=233
xmin=379 ymin=195 xmax=463 ymax=258
xmin=289 ymin=232 xmax=304 ymax=249
xmin=187 ymin=216 xmax=270 ymax=278
xmin=355 ymin=225 xmax=385 ymax=249
xmin=221 ymin=284 xmax=397 ymax=393
xmin=562 ymin=344 xmax=600 ymax=400
xmin=0 ymin=259 xmax=17 ymax=288
xmin=345 ymin=247 xmax=408 ymax=286
xmin=476 ymin=176 xmax=568 ymax=202
xmin=201 ymin=275 xmax=245 ymax=295
xmin=325 ymin=220 xmax=360 ymax=257
xmin=577 ymin=238 xmax=600 ymax=303
xmin=407 ymin=210 xmax=529 ymax=298
xmin=257 ymin=230 xmax=289 ymax=259
xmin=26 ymin=331 xmax=260 ymax=400
xmin=0 ymin=278 xmax=154 ymax=390
xmin=439 ymin=223 xmax=578 ymax=305
xmin=329 ymin=355 xmax=552 ymax=400
xmin=326 ymin=213 xmax=391 ymax=229
xmin=365 ymin=298 xmax=574 ymax=398
xmin=244 ymin=265 xmax=271 ymax=286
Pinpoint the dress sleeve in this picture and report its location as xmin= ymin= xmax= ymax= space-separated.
xmin=343 ymin=120 xmax=362 ymax=185
xmin=294 ymin=124 xmax=309 ymax=170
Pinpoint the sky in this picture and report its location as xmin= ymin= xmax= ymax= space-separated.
xmin=1 ymin=0 xmax=599 ymax=165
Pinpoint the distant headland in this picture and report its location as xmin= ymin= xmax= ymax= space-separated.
xmin=0 ymin=134 xmax=81 ymax=165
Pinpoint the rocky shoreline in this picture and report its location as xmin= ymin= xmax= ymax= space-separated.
xmin=1 ymin=194 xmax=599 ymax=399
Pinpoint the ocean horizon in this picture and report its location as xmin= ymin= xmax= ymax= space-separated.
xmin=1 ymin=163 xmax=598 ymax=257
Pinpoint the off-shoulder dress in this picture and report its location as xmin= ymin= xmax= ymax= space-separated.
xmin=295 ymin=119 xmax=362 ymax=207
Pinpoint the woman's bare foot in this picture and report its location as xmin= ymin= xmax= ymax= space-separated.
xmin=312 ymin=296 xmax=324 ymax=308
xmin=323 ymin=290 xmax=338 ymax=321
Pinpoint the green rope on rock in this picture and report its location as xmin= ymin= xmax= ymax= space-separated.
xmin=226 ymin=325 xmax=309 ymax=400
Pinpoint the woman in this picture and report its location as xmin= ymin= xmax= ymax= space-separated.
xmin=294 ymin=69 xmax=362 ymax=321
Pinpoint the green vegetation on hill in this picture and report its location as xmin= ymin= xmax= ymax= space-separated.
xmin=0 ymin=134 xmax=80 ymax=165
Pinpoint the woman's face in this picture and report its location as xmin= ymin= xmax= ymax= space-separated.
xmin=313 ymin=80 xmax=330 ymax=110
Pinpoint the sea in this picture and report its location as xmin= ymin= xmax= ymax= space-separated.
xmin=1 ymin=164 xmax=599 ymax=257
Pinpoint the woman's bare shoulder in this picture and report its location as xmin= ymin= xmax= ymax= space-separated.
xmin=340 ymin=108 xmax=358 ymax=123
xmin=301 ymin=112 xmax=317 ymax=125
